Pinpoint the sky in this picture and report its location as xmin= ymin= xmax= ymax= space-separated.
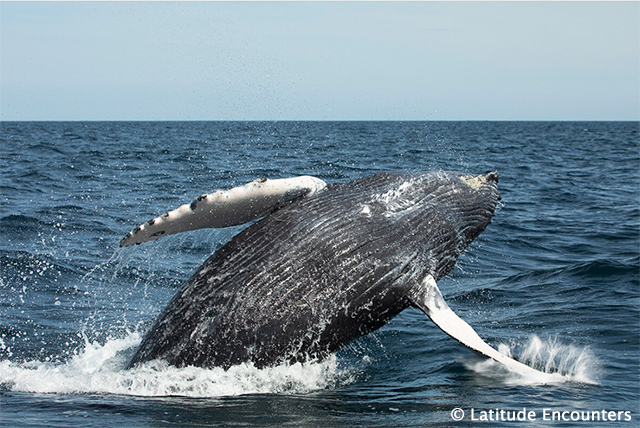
xmin=1 ymin=1 xmax=638 ymax=121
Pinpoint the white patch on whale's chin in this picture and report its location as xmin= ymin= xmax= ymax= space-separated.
xmin=459 ymin=174 xmax=488 ymax=190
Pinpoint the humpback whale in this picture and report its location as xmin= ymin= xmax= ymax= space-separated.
xmin=122 ymin=171 xmax=549 ymax=378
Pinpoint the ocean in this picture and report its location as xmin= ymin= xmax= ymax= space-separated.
xmin=1 ymin=121 xmax=638 ymax=427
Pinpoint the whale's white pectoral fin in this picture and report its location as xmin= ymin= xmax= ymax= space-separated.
xmin=411 ymin=275 xmax=555 ymax=380
xmin=120 ymin=176 xmax=327 ymax=247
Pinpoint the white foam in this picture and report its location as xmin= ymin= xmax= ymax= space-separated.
xmin=465 ymin=335 xmax=601 ymax=386
xmin=0 ymin=332 xmax=354 ymax=397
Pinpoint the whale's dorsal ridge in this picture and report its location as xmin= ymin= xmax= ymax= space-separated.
xmin=120 ymin=175 xmax=327 ymax=247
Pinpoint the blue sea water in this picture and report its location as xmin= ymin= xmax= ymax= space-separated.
xmin=0 ymin=121 xmax=638 ymax=427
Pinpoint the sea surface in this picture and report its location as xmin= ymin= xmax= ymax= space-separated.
xmin=0 ymin=121 xmax=638 ymax=427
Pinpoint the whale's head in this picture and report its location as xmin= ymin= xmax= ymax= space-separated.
xmin=372 ymin=170 xmax=500 ymax=223
xmin=452 ymin=171 xmax=501 ymax=245
xmin=365 ymin=171 xmax=500 ymax=279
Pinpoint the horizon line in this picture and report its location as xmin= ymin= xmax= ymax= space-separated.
xmin=2 ymin=119 xmax=638 ymax=123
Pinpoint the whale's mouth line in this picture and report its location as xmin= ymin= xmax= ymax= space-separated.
xmin=410 ymin=274 xmax=563 ymax=384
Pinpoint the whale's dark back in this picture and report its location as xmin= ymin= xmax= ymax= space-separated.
xmin=129 ymin=171 xmax=500 ymax=369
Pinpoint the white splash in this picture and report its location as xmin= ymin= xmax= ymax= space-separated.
xmin=0 ymin=332 xmax=354 ymax=397
xmin=374 ymin=180 xmax=415 ymax=205
xmin=465 ymin=335 xmax=601 ymax=386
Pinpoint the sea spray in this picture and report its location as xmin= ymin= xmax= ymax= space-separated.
xmin=465 ymin=335 xmax=600 ymax=385
xmin=517 ymin=335 xmax=600 ymax=384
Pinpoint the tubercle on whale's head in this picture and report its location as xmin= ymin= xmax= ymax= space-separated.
xmin=486 ymin=171 xmax=499 ymax=184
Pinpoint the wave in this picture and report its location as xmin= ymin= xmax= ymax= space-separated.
xmin=499 ymin=258 xmax=638 ymax=286
xmin=0 ymin=212 xmax=90 ymax=239
xmin=0 ymin=332 xmax=356 ymax=397
xmin=0 ymin=249 xmax=79 ymax=284
xmin=25 ymin=143 xmax=69 ymax=156
xmin=0 ymin=214 xmax=48 ymax=233
xmin=562 ymin=259 xmax=639 ymax=279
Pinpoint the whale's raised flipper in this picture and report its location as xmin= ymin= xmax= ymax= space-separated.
xmin=411 ymin=275 xmax=555 ymax=380
xmin=120 ymin=176 xmax=326 ymax=247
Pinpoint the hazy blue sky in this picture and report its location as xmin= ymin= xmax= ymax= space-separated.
xmin=1 ymin=1 xmax=638 ymax=121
